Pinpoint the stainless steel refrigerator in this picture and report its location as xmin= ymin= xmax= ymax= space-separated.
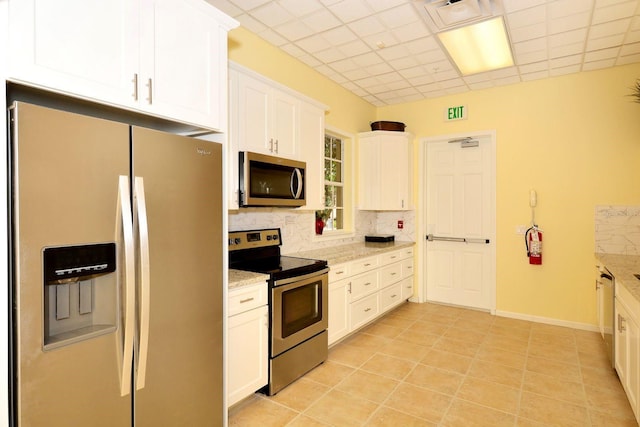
xmin=8 ymin=101 xmax=224 ymax=426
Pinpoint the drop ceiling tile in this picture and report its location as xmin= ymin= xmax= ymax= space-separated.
xmin=509 ymin=23 xmax=547 ymax=43
xmin=632 ymin=15 xmax=640 ymax=30
xmin=342 ymin=67 xmax=372 ymax=80
xmin=550 ymin=0 xmax=594 ymax=17
xmin=315 ymin=46 xmax=348 ymax=63
xmin=297 ymin=35 xmax=332 ymax=53
xmin=376 ymin=44 xmax=411 ymax=61
xmin=389 ymin=55 xmax=421 ymax=70
xmin=490 ymin=66 xmax=519 ymax=79
xmin=549 ymin=28 xmax=588 ymax=47
xmin=407 ymin=74 xmax=436 ymax=86
xmin=338 ymin=39 xmax=372 ymax=56
xmin=589 ymin=19 xmax=632 ymax=38
xmin=348 ymin=15 xmax=387 ymax=38
xmin=277 ymin=0 xmax=324 ymax=17
xmin=365 ymin=0 xmax=407 ymax=12
xmin=618 ymin=52 xmax=640 ymax=64
xmin=438 ymin=77 xmax=465 ymax=89
xmin=516 ymin=49 xmax=548 ymax=64
xmin=237 ymin=13 xmax=268 ymax=33
xmin=330 ymin=58 xmax=360 ymax=72
xmin=550 ymin=54 xmax=583 ymax=67
xmin=414 ymin=48 xmax=449 ymax=64
xmin=593 ymin=1 xmax=638 ymax=24
xmin=280 ymin=43 xmax=306 ymax=58
xmin=377 ymin=3 xmax=421 ymax=29
xmin=266 ymin=28 xmax=298 ymax=47
xmin=508 ymin=5 xmax=546 ymax=28
xmin=432 ymin=68 xmax=459 ymax=81
xmin=519 ymin=61 xmax=549 ymax=74
xmin=368 ymin=62 xmax=396 ymax=75
xmin=251 ymin=2 xmax=294 ymax=27
xmin=502 ymin=0 xmax=546 ymax=13
xmin=467 ymin=80 xmax=495 ymax=90
xmin=464 ymin=72 xmax=492 ymax=83
xmin=351 ymin=52 xmax=384 ymax=67
xmin=629 ymin=30 xmax=640 ymax=43
xmin=207 ymin=0 xmax=243 ymax=16
xmin=550 ymin=64 xmax=582 ymax=76
xmin=404 ymin=36 xmax=439 ymax=54
xmin=327 ymin=0 xmax=373 ymax=23
xmin=585 ymin=46 xmax=620 ymax=61
xmin=362 ymin=31 xmax=401 ymax=50
xmin=225 ymin=0 xmax=271 ymax=10
xmin=376 ymin=71 xmax=404 ymax=84
xmin=548 ymin=12 xmax=591 ymax=34
xmin=322 ymin=26 xmax=359 ymax=45
xmin=276 ymin=20 xmax=316 ymax=41
xmin=582 ymin=58 xmax=617 ymax=70
xmin=399 ymin=65 xmax=428 ymax=79
xmin=494 ymin=75 xmax=522 ymax=86
xmin=621 ymin=41 xmax=640 ymax=54
xmin=521 ymin=70 xmax=550 ymax=81
xmin=298 ymin=54 xmax=323 ymax=68
xmin=550 ymin=42 xmax=585 ymax=58
xmin=387 ymin=79 xmax=412 ymax=90
xmin=587 ymin=33 xmax=625 ymax=50
xmin=513 ymin=38 xmax=547 ymax=55
xmin=389 ymin=24 xmax=426 ymax=44
xmin=302 ymin=9 xmax=342 ymax=32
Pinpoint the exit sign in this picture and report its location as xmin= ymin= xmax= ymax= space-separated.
xmin=445 ymin=105 xmax=468 ymax=121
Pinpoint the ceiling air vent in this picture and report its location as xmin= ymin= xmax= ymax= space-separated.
xmin=415 ymin=0 xmax=504 ymax=32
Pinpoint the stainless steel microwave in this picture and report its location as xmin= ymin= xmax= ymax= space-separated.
xmin=239 ymin=152 xmax=306 ymax=207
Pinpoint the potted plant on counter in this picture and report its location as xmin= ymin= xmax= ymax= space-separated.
xmin=315 ymin=210 xmax=331 ymax=235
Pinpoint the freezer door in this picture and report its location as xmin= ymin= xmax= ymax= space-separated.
xmin=131 ymin=127 xmax=224 ymax=426
xmin=11 ymin=102 xmax=131 ymax=426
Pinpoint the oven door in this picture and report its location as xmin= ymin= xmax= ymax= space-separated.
xmin=271 ymin=269 xmax=329 ymax=357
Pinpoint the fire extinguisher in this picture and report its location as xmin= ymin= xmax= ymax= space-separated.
xmin=525 ymin=225 xmax=542 ymax=265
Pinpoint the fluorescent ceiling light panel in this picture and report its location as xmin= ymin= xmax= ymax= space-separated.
xmin=438 ymin=16 xmax=514 ymax=75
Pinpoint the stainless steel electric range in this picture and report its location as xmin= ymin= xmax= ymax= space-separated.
xmin=228 ymin=228 xmax=329 ymax=395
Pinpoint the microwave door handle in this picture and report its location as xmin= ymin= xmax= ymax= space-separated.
xmin=291 ymin=168 xmax=303 ymax=199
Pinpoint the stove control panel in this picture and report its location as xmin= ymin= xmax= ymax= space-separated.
xmin=228 ymin=228 xmax=281 ymax=251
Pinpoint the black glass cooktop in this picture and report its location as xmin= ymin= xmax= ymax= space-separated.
xmin=231 ymin=255 xmax=327 ymax=282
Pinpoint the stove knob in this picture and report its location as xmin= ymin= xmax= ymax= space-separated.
xmin=234 ymin=238 xmax=241 ymax=244
xmin=266 ymin=235 xmax=272 ymax=241
xmin=228 ymin=238 xmax=233 ymax=245
xmin=272 ymin=234 xmax=279 ymax=241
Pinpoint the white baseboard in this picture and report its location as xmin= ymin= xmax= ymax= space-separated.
xmin=495 ymin=310 xmax=599 ymax=333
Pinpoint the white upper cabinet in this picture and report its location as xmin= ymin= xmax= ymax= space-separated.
xmin=228 ymin=62 xmax=327 ymax=210
xmin=358 ymin=131 xmax=413 ymax=211
xmin=236 ymin=71 xmax=298 ymax=159
xmin=7 ymin=0 xmax=237 ymax=130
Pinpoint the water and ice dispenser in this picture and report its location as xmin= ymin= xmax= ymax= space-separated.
xmin=43 ymin=243 xmax=118 ymax=350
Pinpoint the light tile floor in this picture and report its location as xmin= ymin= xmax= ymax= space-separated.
xmin=228 ymin=302 xmax=638 ymax=426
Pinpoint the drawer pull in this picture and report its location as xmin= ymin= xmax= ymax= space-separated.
xmin=364 ymin=308 xmax=371 ymax=312
xmin=391 ymin=272 xmax=397 ymax=276
xmin=336 ymin=271 xmax=344 ymax=275
xmin=391 ymin=294 xmax=397 ymax=298
xmin=391 ymin=256 xmax=397 ymax=259
xmin=239 ymin=297 xmax=254 ymax=304
xmin=364 ymin=282 xmax=372 ymax=286
xmin=364 ymin=263 xmax=372 ymax=267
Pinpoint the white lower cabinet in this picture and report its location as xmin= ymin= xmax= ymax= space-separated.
xmin=328 ymin=246 xmax=414 ymax=346
xmin=227 ymin=281 xmax=268 ymax=407
xmin=615 ymin=282 xmax=640 ymax=422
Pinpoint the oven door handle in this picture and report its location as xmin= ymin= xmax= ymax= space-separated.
xmin=273 ymin=267 xmax=329 ymax=287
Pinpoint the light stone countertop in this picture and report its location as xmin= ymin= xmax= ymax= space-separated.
xmin=595 ymin=253 xmax=640 ymax=303
xmin=228 ymin=241 xmax=416 ymax=289
xmin=228 ymin=269 xmax=269 ymax=290
xmin=291 ymin=241 xmax=415 ymax=266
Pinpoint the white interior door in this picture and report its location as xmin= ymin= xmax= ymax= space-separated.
xmin=425 ymin=134 xmax=495 ymax=311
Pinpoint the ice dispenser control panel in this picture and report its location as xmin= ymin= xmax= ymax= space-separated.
xmin=43 ymin=243 xmax=117 ymax=350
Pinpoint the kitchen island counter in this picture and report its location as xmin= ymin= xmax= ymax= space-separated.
xmin=596 ymin=253 xmax=640 ymax=303
xmin=291 ymin=241 xmax=415 ymax=266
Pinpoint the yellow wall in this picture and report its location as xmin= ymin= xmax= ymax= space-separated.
xmin=380 ymin=65 xmax=640 ymax=325
xmin=227 ymin=25 xmax=640 ymax=326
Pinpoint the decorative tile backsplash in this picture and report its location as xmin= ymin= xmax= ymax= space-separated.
xmin=595 ymin=205 xmax=640 ymax=255
xmin=229 ymin=209 xmax=416 ymax=254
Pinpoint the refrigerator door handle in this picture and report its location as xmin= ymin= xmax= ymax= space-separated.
xmin=117 ymin=176 xmax=135 ymax=397
xmin=134 ymin=177 xmax=151 ymax=390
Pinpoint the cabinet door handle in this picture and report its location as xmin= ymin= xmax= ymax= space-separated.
xmin=132 ymin=73 xmax=138 ymax=101
xmin=348 ymin=282 xmax=352 ymax=294
xmin=240 ymin=297 xmax=254 ymax=304
xmin=269 ymin=138 xmax=274 ymax=152
xmin=275 ymin=139 xmax=279 ymax=153
xmin=146 ymin=78 xmax=153 ymax=104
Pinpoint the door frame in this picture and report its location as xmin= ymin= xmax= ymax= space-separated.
xmin=416 ymin=130 xmax=497 ymax=313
